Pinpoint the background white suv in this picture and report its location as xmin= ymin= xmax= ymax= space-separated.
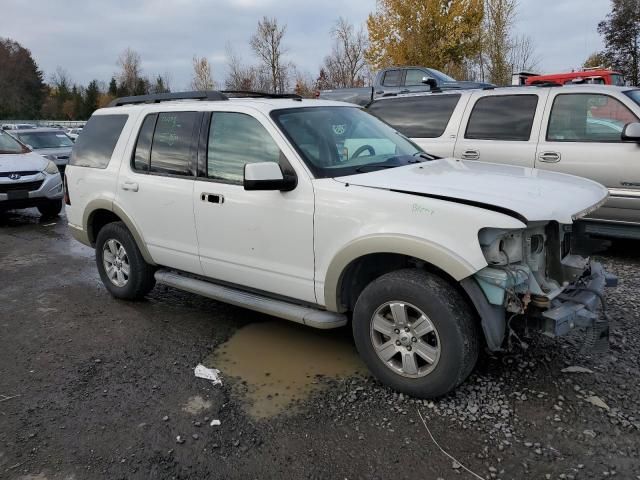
xmin=368 ymin=85 xmax=640 ymax=239
xmin=65 ymin=91 xmax=614 ymax=398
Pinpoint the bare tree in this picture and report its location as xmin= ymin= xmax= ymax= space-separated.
xmin=484 ymin=0 xmax=516 ymax=85
xmin=322 ymin=18 xmax=369 ymax=88
xmin=509 ymin=35 xmax=540 ymax=73
xmin=249 ymin=17 xmax=289 ymax=93
xmin=225 ymin=43 xmax=271 ymax=91
xmin=117 ymin=48 xmax=142 ymax=95
xmin=191 ymin=56 xmax=215 ymax=91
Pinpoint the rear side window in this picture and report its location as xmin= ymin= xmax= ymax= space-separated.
xmin=149 ymin=112 xmax=198 ymax=176
xmin=382 ymin=70 xmax=402 ymax=87
xmin=69 ymin=114 xmax=128 ymax=168
xmin=132 ymin=114 xmax=157 ymax=172
xmin=465 ymin=95 xmax=538 ymax=141
xmin=368 ymin=95 xmax=461 ymax=138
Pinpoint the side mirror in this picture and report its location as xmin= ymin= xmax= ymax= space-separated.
xmin=421 ymin=76 xmax=438 ymax=90
xmin=244 ymin=162 xmax=296 ymax=191
xmin=622 ymin=122 xmax=640 ymax=142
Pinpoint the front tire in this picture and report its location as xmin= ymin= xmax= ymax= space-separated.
xmin=37 ymin=199 xmax=63 ymax=218
xmin=352 ymin=268 xmax=480 ymax=398
xmin=95 ymin=222 xmax=155 ymax=300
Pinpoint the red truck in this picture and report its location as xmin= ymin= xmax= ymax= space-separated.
xmin=518 ymin=68 xmax=626 ymax=86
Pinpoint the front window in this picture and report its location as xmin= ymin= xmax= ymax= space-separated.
xmin=0 ymin=131 xmax=28 ymax=154
xmin=271 ymin=106 xmax=424 ymax=178
xmin=16 ymin=131 xmax=74 ymax=149
xmin=625 ymin=89 xmax=640 ymax=107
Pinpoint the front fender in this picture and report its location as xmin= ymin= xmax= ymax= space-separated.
xmin=323 ymin=234 xmax=478 ymax=311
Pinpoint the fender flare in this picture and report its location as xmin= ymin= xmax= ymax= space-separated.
xmin=83 ymin=199 xmax=156 ymax=265
xmin=323 ymin=234 xmax=478 ymax=312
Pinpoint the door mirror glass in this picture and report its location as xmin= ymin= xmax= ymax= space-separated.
xmin=622 ymin=122 xmax=640 ymax=142
xmin=243 ymin=162 xmax=295 ymax=191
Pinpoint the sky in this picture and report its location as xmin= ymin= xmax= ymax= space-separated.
xmin=0 ymin=0 xmax=612 ymax=90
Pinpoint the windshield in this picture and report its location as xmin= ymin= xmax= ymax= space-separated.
xmin=611 ymin=74 xmax=626 ymax=86
xmin=426 ymin=68 xmax=457 ymax=83
xmin=271 ymin=106 xmax=425 ymax=178
xmin=0 ymin=131 xmax=29 ymax=154
xmin=625 ymin=89 xmax=640 ymax=107
xmin=16 ymin=131 xmax=74 ymax=149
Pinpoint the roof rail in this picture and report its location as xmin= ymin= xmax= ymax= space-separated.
xmin=220 ymin=90 xmax=302 ymax=100
xmin=108 ymin=90 xmax=229 ymax=107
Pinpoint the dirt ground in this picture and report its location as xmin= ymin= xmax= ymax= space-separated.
xmin=1 ymin=209 xmax=639 ymax=480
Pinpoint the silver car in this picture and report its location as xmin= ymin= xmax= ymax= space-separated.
xmin=9 ymin=127 xmax=74 ymax=174
xmin=0 ymin=130 xmax=64 ymax=217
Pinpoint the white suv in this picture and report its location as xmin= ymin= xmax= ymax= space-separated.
xmin=66 ymin=91 xmax=615 ymax=398
xmin=367 ymin=84 xmax=640 ymax=239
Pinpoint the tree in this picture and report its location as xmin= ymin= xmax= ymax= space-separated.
xmin=152 ymin=74 xmax=171 ymax=94
xmin=598 ymin=0 xmax=640 ymax=85
xmin=322 ymin=18 xmax=369 ymax=88
xmin=509 ymin=34 xmax=539 ymax=73
xmin=250 ymin=16 xmax=289 ymax=93
xmin=191 ymin=56 xmax=215 ymax=91
xmin=117 ymin=47 xmax=142 ymax=96
xmin=583 ymin=52 xmax=611 ymax=69
xmin=484 ymin=0 xmax=516 ymax=85
xmin=0 ymin=38 xmax=45 ymax=119
xmin=366 ymin=0 xmax=484 ymax=73
xmin=83 ymin=80 xmax=100 ymax=119
xmin=108 ymin=77 xmax=118 ymax=96
xmin=225 ymin=43 xmax=265 ymax=91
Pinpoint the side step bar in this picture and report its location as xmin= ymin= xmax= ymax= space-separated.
xmin=154 ymin=269 xmax=347 ymax=330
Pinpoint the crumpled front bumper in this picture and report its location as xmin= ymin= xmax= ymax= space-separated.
xmin=541 ymin=261 xmax=616 ymax=341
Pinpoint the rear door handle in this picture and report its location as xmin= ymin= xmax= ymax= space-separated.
xmin=461 ymin=149 xmax=480 ymax=160
xmin=201 ymin=192 xmax=224 ymax=204
xmin=121 ymin=181 xmax=139 ymax=192
xmin=399 ymin=89 xmax=410 ymax=94
xmin=538 ymin=151 xmax=561 ymax=163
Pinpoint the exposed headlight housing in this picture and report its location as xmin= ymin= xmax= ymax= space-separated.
xmin=478 ymin=228 xmax=524 ymax=265
xmin=44 ymin=160 xmax=59 ymax=175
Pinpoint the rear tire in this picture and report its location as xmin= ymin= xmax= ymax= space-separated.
xmin=37 ymin=199 xmax=63 ymax=218
xmin=352 ymin=268 xmax=480 ymax=398
xmin=95 ymin=221 xmax=155 ymax=300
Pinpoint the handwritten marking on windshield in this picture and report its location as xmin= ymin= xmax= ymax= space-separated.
xmin=412 ymin=204 xmax=435 ymax=215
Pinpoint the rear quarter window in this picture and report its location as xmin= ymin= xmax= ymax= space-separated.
xmin=465 ymin=95 xmax=538 ymax=141
xmin=368 ymin=95 xmax=461 ymax=138
xmin=69 ymin=114 xmax=128 ymax=168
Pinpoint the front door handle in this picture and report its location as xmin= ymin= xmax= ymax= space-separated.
xmin=201 ymin=192 xmax=224 ymax=204
xmin=121 ymin=181 xmax=139 ymax=192
xmin=538 ymin=151 xmax=561 ymax=163
xmin=461 ymin=149 xmax=480 ymax=160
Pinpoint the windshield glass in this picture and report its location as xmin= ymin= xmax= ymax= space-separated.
xmin=0 ymin=131 xmax=28 ymax=154
xmin=16 ymin=131 xmax=74 ymax=149
xmin=426 ymin=68 xmax=457 ymax=83
xmin=611 ymin=74 xmax=626 ymax=86
xmin=271 ymin=106 xmax=425 ymax=178
xmin=625 ymin=89 xmax=640 ymax=107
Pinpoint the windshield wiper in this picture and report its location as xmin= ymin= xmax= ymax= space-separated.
xmin=413 ymin=152 xmax=437 ymax=161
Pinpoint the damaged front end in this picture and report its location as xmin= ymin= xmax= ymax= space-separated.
xmin=464 ymin=222 xmax=617 ymax=352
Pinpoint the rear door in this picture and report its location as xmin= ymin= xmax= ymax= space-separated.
xmin=375 ymin=69 xmax=403 ymax=97
xmin=367 ymin=93 xmax=465 ymax=157
xmin=535 ymin=90 xmax=640 ymax=223
xmin=116 ymin=110 xmax=202 ymax=274
xmin=453 ymin=90 xmax=548 ymax=167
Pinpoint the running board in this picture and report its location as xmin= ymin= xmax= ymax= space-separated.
xmin=154 ymin=269 xmax=347 ymax=329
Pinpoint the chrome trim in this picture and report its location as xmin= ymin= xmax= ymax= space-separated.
xmin=609 ymin=187 xmax=640 ymax=199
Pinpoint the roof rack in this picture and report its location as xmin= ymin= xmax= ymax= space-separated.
xmin=108 ymin=90 xmax=229 ymax=107
xmin=221 ymin=90 xmax=302 ymax=100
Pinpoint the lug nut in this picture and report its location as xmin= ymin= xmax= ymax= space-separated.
xmin=412 ymin=337 xmax=417 ymax=342
xmin=394 ymin=329 xmax=400 ymax=334
xmin=404 ymin=327 xmax=410 ymax=333
xmin=407 ymin=346 xmax=412 ymax=351
xmin=395 ymin=340 xmax=401 ymax=346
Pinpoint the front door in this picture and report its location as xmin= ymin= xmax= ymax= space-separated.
xmin=536 ymin=91 xmax=640 ymax=223
xmin=193 ymin=109 xmax=316 ymax=303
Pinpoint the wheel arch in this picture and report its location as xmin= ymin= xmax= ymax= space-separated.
xmin=83 ymin=199 xmax=155 ymax=265
xmin=324 ymin=235 xmax=478 ymax=313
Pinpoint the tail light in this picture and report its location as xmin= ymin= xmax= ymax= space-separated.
xmin=63 ymin=173 xmax=71 ymax=205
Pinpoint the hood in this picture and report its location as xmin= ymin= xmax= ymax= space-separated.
xmin=335 ymin=158 xmax=609 ymax=224
xmin=0 ymin=151 xmax=48 ymax=173
xmin=30 ymin=147 xmax=72 ymax=157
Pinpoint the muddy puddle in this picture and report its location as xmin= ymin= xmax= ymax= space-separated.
xmin=206 ymin=320 xmax=366 ymax=419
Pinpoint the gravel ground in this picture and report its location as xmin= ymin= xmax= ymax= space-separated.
xmin=1 ymin=209 xmax=639 ymax=480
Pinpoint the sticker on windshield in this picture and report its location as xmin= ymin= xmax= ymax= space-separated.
xmin=332 ymin=124 xmax=346 ymax=135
